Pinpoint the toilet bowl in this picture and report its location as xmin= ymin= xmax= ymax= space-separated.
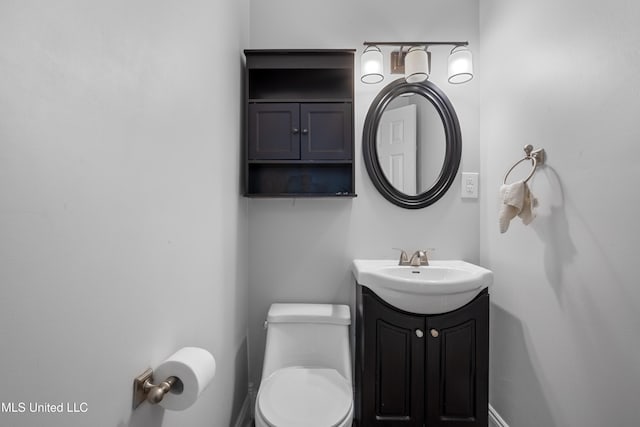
xmin=254 ymin=303 xmax=353 ymax=427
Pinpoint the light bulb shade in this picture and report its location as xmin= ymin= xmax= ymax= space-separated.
xmin=361 ymin=46 xmax=384 ymax=84
xmin=404 ymin=47 xmax=429 ymax=83
xmin=448 ymin=46 xmax=473 ymax=84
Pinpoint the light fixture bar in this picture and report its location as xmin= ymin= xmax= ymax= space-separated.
xmin=360 ymin=41 xmax=473 ymax=85
xmin=363 ymin=41 xmax=468 ymax=47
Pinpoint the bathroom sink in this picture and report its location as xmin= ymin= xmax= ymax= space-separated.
xmin=352 ymin=259 xmax=493 ymax=314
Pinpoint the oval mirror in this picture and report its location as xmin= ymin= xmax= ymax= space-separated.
xmin=363 ymin=78 xmax=462 ymax=209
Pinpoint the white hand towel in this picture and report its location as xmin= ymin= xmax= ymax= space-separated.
xmin=499 ymin=180 xmax=538 ymax=233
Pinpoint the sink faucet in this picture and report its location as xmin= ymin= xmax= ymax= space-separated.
xmin=394 ymin=248 xmax=432 ymax=266
xmin=409 ymin=250 xmax=430 ymax=266
xmin=393 ymin=248 xmax=410 ymax=266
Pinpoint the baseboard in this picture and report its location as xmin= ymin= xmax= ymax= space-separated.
xmin=233 ymin=395 xmax=252 ymax=427
xmin=489 ymin=404 xmax=509 ymax=427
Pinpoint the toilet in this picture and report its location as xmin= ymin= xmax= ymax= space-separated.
xmin=254 ymin=303 xmax=353 ymax=427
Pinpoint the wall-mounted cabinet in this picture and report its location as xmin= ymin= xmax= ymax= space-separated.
xmin=244 ymin=50 xmax=356 ymax=197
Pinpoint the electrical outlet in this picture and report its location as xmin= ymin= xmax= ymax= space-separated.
xmin=461 ymin=172 xmax=479 ymax=198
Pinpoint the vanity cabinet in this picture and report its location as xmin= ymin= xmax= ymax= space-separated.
xmin=355 ymin=286 xmax=489 ymax=427
xmin=244 ymin=50 xmax=356 ymax=197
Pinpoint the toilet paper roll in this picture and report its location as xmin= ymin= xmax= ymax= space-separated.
xmin=154 ymin=347 xmax=216 ymax=411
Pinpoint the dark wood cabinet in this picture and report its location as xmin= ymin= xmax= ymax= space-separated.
xmin=249 ymin=103 xmax=300 ymax=160
xmin=244 ymin=50 xmax=356 ymax=197
xmin=249 ymin=103 xmax=352 ymax=161
xmin=360 ymin=290 xmax=425 ymax=426
xmin=299 ymin=103 xmax=352 ymax=160
xmin=355 ymin=286 xmax=489 ymax=427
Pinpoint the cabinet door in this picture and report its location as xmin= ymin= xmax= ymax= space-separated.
xmin=249 ymin=103 xmax=300 ymax=159
xmin=361 ymin=289 xmax=425 ymax=426
xmin=425 ymin=292 xmax=489 ymax=426
xmin=300 ymin=103 xmax=352 ymax=160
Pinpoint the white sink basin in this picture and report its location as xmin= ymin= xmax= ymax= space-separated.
xmin=352 ymin=259 xmax=493 ymax=314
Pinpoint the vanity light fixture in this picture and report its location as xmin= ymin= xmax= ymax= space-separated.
xmin=361 ymin=41 xmax=473 ymax=85
xmin=448 ymin=45 xmax=473 ymax=84
xmin=360 ymin=45 xmax=384 ymax=84
xmin=404 ymin=46 xmax=430 ymax=83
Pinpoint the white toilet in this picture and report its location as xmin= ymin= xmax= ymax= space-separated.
xmin=254 ymin=303 xmax=354 ymax=427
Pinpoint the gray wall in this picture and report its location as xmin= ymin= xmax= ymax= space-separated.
xmin=0 ymin=1 xmax=249 ymax=426
xmin=247 ymin=0 xmax=480 ymax=387
xmin=479 ymin=0 xmax=640 ymax=425
xmin=5 ymin=1 xmax=636 ymax=426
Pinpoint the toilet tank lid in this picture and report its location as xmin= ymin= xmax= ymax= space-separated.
xmin=267 ymin=304 xmax=351 ymax=325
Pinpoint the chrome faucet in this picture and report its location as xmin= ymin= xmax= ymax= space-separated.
xmin=409 ymin=250 xmax=429 ymax=266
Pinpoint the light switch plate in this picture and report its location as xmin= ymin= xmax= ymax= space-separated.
xmin=461 ymin=172 xmax=479 ymax=199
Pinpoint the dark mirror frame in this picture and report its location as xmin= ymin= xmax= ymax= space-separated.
xmin=363 ymin=78 xmax=462 ymax=209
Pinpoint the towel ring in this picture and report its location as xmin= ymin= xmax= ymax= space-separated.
xmin=503 ymin=144 xmax=545 ymax=184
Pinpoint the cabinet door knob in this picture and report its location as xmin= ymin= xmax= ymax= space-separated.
xmin=292 ymin=128 xmax=299 ymax=134
xmin=430 ymin=329 xmax=439 ymax=338
xmin=302 ymin=128 xmax=308 ymax=134
xmin=415 ymin=329 xmax=424 ymax=338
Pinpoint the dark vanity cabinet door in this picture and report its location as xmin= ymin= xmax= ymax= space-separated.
xmin=425 ymin=292 xmax=489 ymax=427
xmin=249 ymin=103 xmax=300 ymax=160
xmin=360 ymin=290 xmax=425 ymax=426
xmin=356 ymin=286 xmax=489 ymax=427
xmin=300 ymin=103 xmax=352 ymax=160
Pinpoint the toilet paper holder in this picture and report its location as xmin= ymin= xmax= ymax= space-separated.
xmin=132 ymin=368 xmax=183 ymax=409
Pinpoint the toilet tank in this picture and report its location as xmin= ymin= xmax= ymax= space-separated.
xmin=261 ymin=303 xmax=352 ymax=382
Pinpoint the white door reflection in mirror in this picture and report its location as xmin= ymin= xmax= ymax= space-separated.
xmin=376 ymin=104 xmax=417 ymax=195
xmin=376 ymin=93 xmax=446 ymax=196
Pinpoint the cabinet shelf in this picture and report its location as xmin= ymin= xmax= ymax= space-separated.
xmin=248 ymin=98 xmax=352 ymax=104
xmin=247 ymin=163 xmax=353 ymax=196
xmin=248 ymin=68 xmax=352 ymax=100
xmin=248 ymin=159 xmax=353 ymax=165
xmin=245 ymin=192 xmax=357 ymax=198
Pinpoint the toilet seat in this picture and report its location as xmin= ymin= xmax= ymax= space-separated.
xmin=257 ymin=367 xmax=353 ymax=427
